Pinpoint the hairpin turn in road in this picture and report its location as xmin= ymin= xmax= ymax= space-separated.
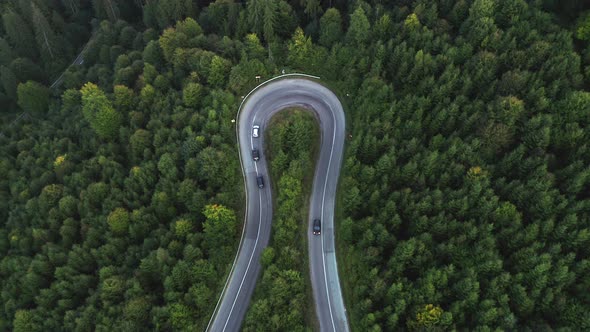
xmin=206 ymin=76 xmax=349 ymax=332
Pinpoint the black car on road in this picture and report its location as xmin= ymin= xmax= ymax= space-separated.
xmin=313 ymin=219 xmax=321 ymax=235
xmin=257 ymin=176 xmax=264 ymax=188
xmin=252 ymin=149 xmax=260 ymax=161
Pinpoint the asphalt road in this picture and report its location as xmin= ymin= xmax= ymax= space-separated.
xmin=50 ymin=38 xmax=90 ymax=89
xmin=206 ymin=76 xmax=349 ymax=332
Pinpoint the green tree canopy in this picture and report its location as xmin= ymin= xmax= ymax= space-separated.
xmin=288 ymin=27 xmax=313 ymax=69
xmin=107 ymin=207 xmax=130 ymax=235
xmin=203 ymin=204 xmax=237 ymax=251
xmin=319 ymin=8 xmax=343 ymax=48
xmin=576 ymin=11 xmax=590 ymax=41
xmin=347 ymin=6 xmax=370 ymax=45
xmin=182 ymin=82 xmax=203 ymax=107
xmin=80 ymin=82 xmax=122 ymax=140
xmin=2 ymin=11 xmax=38 ymax=59
xmin=17 ymin=81 xmax=49 ymax=114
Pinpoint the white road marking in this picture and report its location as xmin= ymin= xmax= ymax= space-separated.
xmin=207 ymin=74 xmax=351 ymax=332
xmin=222 ymin=185 xmax=263 ymax=331
xmin=320 ymin=103 xmax=337 ymax=332
xmin=205 ymin=118 xmax=251 ymax=332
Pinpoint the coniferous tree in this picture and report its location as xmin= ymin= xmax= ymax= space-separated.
xmin=93 ymin=0 xmax=119 ymax=21
xmin=0 ymin=37 xmax=14 ymax=66
xmin=32 ymin=3 xmax=62 ymax=66
xmin=347 ymin=6 xmax=370 ymax=45
xmin=319 ymin=8 xmax=342 ymax=48
xmin=60 ymin=0 xmax=80 ymax=16
xmin=302 ymin=0 xmax=322 ymax=20
xmin=0 ymin=66 xmax=17 ymax=100
xmin=2 ymin=11 xmax=38 ymax=60
xmin=247 ymin=0 xmax=265 ymax=37
xmin=262 ymin=0 xmax=278 ymax=58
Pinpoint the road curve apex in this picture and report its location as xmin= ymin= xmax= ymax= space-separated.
xmin=207 ymin=75 xmax=349 ymax=332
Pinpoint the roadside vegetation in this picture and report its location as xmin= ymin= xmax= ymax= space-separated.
xmin=1 ymin=0 xmax=590 ymax=331
xmin=243 ymin=110 xmax=318 ymax=331
xmin=0 ymin=1 xmax=145 ymax=113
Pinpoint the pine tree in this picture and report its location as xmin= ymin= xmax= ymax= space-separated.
xmin=347 ymin=6 xmax=370 ymax=45
xmin=2 ymin=11 xmax=39 ymax=59
xmin=93 ymin=0 xmax=119 ymax=21
xmin=0 ymin=38 xmax=14 ymax=66
xmin=288 ymin=27 xmax=313 ymax=69
xmin=247 ymin=0 xmax=265 ymax=37
xmin=303 ymin=0 xmax=322 ymax=20
xmin=32 ymin=3 xmax=62 ymax=63
xmin=156 ymin=0 xmax=185 ymax=29
xmin=319 ymin=8 xmax=342 ymax=48
xmin=0 ymin=66 xmax=17 ymax=100
xmin=61 ymin=0 xmax=80 ymax=16
xmin=262 ymin=0 xmax=278 ymax=59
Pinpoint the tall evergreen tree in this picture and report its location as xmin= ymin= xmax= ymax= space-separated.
xmin=347 ymin=6 xmax=370 ymax=45
xmin=302 ymin=0 xmax=322 ymax=20
xmin=0 ymin=38 xmax=14 ymax=66
xmin=60 ymin=0 xmax=80 ymax=16
xmin=288 ymin=27 xmax=313 ymax=69
xmin=93 ymin=0 xmax=119 ymax=21
xmin=247 ymin=0 xmax=265 ymax=37
xmin=248 ymin=0 xmax=278 ymax=58
xmin=263 ymin=0 xmax=278 ymax=59
xmin=319 ymin=8 xmax=342 ymax=48
xmin=32 ymin=3 xmax=61 ymax=63
xmin=2 ymin=11 xmax=38 ymax=60
xmin=0 ymin=66 xmax=17 ymax=100
xmin=155 ymin=0 xmax=189 ymax=29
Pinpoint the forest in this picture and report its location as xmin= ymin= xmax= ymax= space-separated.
xmin=1 ymin=0 xmax=590 ymax=331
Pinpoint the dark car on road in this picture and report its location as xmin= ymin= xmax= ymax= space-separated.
xmin=257 ymin=175 xmax=264 ymax=188
xmin=313 ymin=219 xmax=321 ymax=235
xmin=252 ymin=149 xmax=260 ymax=161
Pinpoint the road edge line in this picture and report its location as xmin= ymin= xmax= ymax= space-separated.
xmin=205 ymin=72 xmax=320 ymax=331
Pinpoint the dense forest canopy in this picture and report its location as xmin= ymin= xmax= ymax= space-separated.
xmin=1 ymin=0 xmax=590 ymax=331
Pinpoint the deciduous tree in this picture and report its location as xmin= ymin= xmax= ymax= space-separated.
xmin=80 ymin=82 xmax=122 ymax=139
xmin=17 ymin=81 xmax=49 ymax=114
xmin=107 ymin=208 xmax=130 ymax=235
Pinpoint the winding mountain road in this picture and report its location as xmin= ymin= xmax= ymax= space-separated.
xmin=206 ymin=75 xmax=349 ymax=332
